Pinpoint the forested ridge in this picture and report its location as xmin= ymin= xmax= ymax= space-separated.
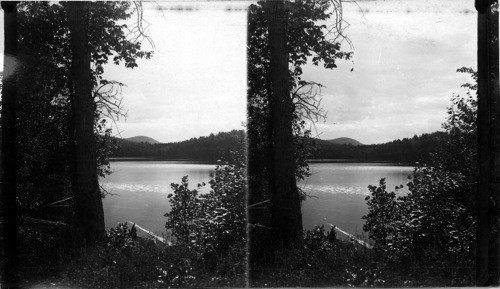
xmin=313 ymin=131 xmax=447 ymax=163
xmin=109 ymin=128 xmax=445 ymax=164
xmin=110 ymin=129 xmax=245 ymax=160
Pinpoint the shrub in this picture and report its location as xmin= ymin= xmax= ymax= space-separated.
xmin=106 ymin=222 xmax=138 ymax=252
xmin=164 ymin=177 xmax=202 ymax=245
xmin=63 ymin=223 xmax=165 ymax=289
xmin=362 ymin=178 xmax=400 ymax=250
xmin=165 ymin=150 xmax=246 ymax=276
xmin=362 ymin=69 xmax=478 ymax=285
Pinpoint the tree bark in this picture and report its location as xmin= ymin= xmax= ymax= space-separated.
xmin=267 ymin=0 xmax=303 ymax=248
xmin=476 ymin=0 xmax=499 ymax=285
xmin=1 ymin=2 xmax=19 ymax=287
xmin=67 ymin=1 xmax=105 ymax=245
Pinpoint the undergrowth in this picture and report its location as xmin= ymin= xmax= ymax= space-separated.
xmin=250 ymin=225 xmax=474 ymax=287
xmin=60 ymin=223 xmax=246 ymax=289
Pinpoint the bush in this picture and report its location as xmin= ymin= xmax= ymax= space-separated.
xmin=165 ymin=150 xmax=246 ymax=277
xmin=164 ymin=177 xmax=202 ymax=245
xmin=364 ymin=169 xmax=475 ymax=265
xmin=361 ymin=69 xmax=478 ymax=285
xmin=63 ymin=223 xmax=165 ymax=289
xmin=249 ymin=225 xmax=387 ymax=287
xmin=106 ymin=222 xmax=138 ymax=252
xmin=362 ymin=178 xmax=400 ymax=250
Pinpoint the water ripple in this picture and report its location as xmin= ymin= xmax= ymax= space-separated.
xmin=301 ymin=184 xmax=369 ymax=196
xmin=102 ymin=182 xmax=171 ymax=194
xmin=101 ymin=182 xmax=211 ymax=194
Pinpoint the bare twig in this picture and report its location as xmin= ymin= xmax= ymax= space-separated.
xmin=126 ymin=1 xmax=156 ymax=49
xmin=248 ymin=199 xmax=271 ymax=208
xmin=44 ymin=197 xmax=74 ymax=207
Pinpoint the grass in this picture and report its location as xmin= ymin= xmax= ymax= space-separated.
xmin=249 ymin=225 xmax=475 ymax=287
xmin=10 ymin=223 xmax=246 ymax=289
xmin=59 ymin=225 xmax=246 ymax=288
xmin=9 ymin=223 xmax=474 ymax=288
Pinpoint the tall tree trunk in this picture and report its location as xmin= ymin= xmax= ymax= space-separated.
xmin=1 ymin=2 xmax=18 ymax=287
xmin=267 ymin=0 xmax=303 ymax=248
xmin=67 ymin=1 xmax=105 ymax=245
xmin=476 ymin=0 xmax=499 ymax=285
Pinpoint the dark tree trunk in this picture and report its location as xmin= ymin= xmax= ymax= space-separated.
xmin=67 ymin=1 xmax=105 ymax=245
xmin=476 ymin=0 xmax=499 ymax=286
xmin=1 ymin=2 xmax=19 ymax=287
xmin=266 ymin=0 xmax=303 ymax=248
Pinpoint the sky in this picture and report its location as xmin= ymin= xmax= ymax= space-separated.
xmin=0 ymin=0 xmax=477 ymax=144
xmin=102 ymin=1 xmax=249 ymax=143
xmin=303 ymin=0 xmax=477 ymax=144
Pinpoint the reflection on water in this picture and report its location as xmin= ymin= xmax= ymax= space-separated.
xmin=302 ymin=163 xmax=413 ymax=192
xmin=101 ymin=160 xmax=414 ymax=238
xmin=103 ymin=183 xmax=170 ymax=194
xmin=302 ymin=185 xmax=366 ymax=196
xmin=101 ymin=160 xmax=214 ymax=234
xmin=300 ymin=163 xmax=414 ymax=235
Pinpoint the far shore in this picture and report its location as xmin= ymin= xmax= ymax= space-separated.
xmin=109 ymin=157 xmax=415 ymax=167
xmin=109 ymin=157 xmax=216 ymax=164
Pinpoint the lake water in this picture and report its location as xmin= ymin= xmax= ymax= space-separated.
xmin=101 ymin=160 xmax=215 ymax=235
xmin=101 ymin=160 xmax=413 ymax=237
xmin=300 ymin=162 xmax=414 ymax=236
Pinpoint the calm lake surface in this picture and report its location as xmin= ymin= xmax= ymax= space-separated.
xmin=300 ymin=162 xmax=413 ymax=236
xmin=101 ymin=160 xmax=413 ymax=236
xmin=101 ymin=160 xmax=215 ymax=234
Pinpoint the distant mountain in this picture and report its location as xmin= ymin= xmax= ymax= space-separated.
xmin=327 ymin=137 xmax=363 ymax=146
xmin=124 ymin=136 xmax=160 ymax=144
xmin=314 ymin=131 xmax=447 ymax=163
xmin=113 ymin=130 xmax=245 ymax=161
xmin=114 ymin=131 xmax=445 ymax=163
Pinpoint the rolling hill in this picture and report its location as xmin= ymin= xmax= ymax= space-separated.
xmin=111 ymin=130 xmax=445 ymax=164
xmin=113 ymin=130 xmax=245 ymax=161
xmin=124 ymin=136 xmax=160 ymax=144
xmin=315 ymin=131 xmax=447 ymax=163
xmin=327 ymin=137 xmax=363 ymax=146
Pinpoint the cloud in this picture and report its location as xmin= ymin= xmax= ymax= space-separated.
xmin=302 ymin=1 xmax=475 ymax=144
xmin=103 ymin=3 xmax=247 ymax=142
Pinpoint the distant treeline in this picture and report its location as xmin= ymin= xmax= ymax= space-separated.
xmin=313 ymin=131 xmax=447 ymax=164
xmin=111 ymin=129 xmax=446 ymax=164
xmin=111 ymin=130 xmax=246 ymax=161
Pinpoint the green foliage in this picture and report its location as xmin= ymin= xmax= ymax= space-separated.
xmin=363 ymin=172 xmax=474 ymax=262
xmin=251 ymin=223 xmax=473 ymax=287
xmin=251 ymin=226 xmax=387 ymax=287
xmin=14 ymin=1 xmax=152 ymax=214
xmin=196 ymin=150 xmax=246 ymax=255
xmin=362 ymin=179 xmax=400 ymax=249
xmin=247 ymin=0 xmax=351 ymax=187
xmin=64 ymin=224 xmax=165 ymax=289
xmin=96 ymin=119 xmax=120 ymax=179
xmin=247 ymin=2 xmax=351 ymax=256
xmin=362 ymin=69 xmax=478 ymax=285
xmin=156 ymin=249 xmax=197 ymax=288
xmin=164 ymin=150 xmax=246 ymax=276
xmin=106 ymin=222 xmax=138 ymax=252
xmin=16 ymin=1 xmax=153 ymax=187
xmin=164 ymin=177 xmax=202 ymax=244
xmin=61 ymin=223 xmax=245 ymax=288
xmin=8 ymin=2 xmax=153 ymax=282
xmin=303 ymin=225 xmax=337 ymax=252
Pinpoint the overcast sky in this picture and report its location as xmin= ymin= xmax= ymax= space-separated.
xmin=102 ymin=1 xmax=249 ymax=143
xmin=0 ymin=0 xmax=477 ymax=144
xmin=305 ymin=0 xmax=476 ymax=144
xmin=108 ymin=0 xmax=477 ymax=144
